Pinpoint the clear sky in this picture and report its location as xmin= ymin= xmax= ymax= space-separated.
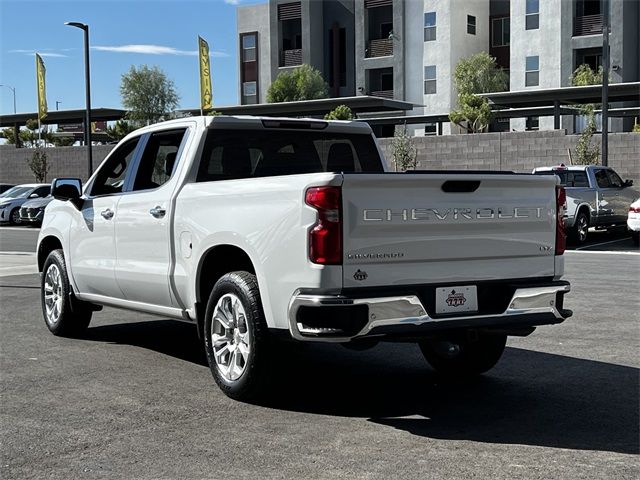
xmin=0 ymin=0 xmax=265 ymax=115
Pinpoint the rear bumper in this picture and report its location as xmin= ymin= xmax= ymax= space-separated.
xmin=288 ymin=281 xmax=571 ymax=342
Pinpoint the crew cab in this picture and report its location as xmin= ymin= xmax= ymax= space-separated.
xmin=533 ymin=165 xmax=638 ymax=245
xmin=38 ymin=116 xmax=572 ymax=400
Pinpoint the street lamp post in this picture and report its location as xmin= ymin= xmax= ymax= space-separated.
xmin=0 ymin=84 xmax=17 ymax=114
xmin=601 ymin=0 xmax=610 ymax=167
xmin=65 ymin=21 xmax=93 ymax=177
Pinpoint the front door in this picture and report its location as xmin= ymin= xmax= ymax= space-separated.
xmin=114 ymin=128 xmax=189 ymax=307
xmin=70 ymin=137 xmax=141 ymax=297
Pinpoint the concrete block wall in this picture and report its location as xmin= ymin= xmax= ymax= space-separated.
xmin=0 ymin=145 xmax=114 ymax=184
xmin=378 ymin=130 xmax=640 ymax=182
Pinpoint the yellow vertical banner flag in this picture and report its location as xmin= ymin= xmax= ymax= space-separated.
xmin=35 ymin=53 xmax=48 ymax=121
xmin=198 ymin=36 xmax=213 ymax=112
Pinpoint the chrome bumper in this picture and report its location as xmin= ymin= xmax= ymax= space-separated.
xmin=288 ymin=283 xmax=571 ymax=343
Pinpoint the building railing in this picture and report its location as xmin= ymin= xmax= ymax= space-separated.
xmin=366 ymin=38 xmax=393 ymax=58
xmin=280 ymin=49 xmax=302 ymax=67
xmin=370 ymin=89 xmax=394 ymax=99
xmin=573 ymin=14 xmax=603 ymax=36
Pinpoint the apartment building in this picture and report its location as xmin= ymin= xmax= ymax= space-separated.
xmin=237 ymin=0 xmax=639 ymax=133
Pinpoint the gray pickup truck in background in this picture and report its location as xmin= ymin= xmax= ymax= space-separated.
xmin=533 ymin=165 xmax=638 ymax=245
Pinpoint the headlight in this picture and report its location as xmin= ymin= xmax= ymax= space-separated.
xmin=0 ymin=203 xmax=10 ymax=209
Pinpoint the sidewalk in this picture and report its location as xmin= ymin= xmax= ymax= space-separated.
xmin=0 ymin=252 xmax=38 ymax=277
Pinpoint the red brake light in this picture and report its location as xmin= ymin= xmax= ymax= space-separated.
xmin=630 ymin=206 xmax=640 ymax=213
xmin=555 ymin=185 xmax=567 ymax=255
xmin=305 ymin=186 xmax=342 ymax=265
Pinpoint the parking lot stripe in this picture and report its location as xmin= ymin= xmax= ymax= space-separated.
xmin=574 ymin=238 xmax=634 ymax=251
xmin=566 ymin=250 xmax=639 ymax=256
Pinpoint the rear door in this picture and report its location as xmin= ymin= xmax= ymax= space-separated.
xmin=114 ymin=127 xmax=190 ymax=307
xmin=341 ymin=173 xmax=558 ymax=289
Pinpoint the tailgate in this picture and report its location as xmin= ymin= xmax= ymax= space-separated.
xmin=342 ymin=173 xmax=558 ymax=288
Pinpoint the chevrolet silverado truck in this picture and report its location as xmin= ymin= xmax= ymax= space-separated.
xmin=38 ymin=116 xmax=572 ymax=400
xmin=533 ymin=165 xmax=637 ymax=245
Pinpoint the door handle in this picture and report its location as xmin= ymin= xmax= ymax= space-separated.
xmin=100 ymin=208 xmax=114 ymax=220
xmin=149 ymin=206 xmax=166 ymax=218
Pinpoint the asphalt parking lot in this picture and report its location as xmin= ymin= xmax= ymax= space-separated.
xmin=1 ymin=226 xmax=638 ymax=479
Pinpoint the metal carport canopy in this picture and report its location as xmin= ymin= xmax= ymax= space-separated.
xmin=481 ymin=82 xmax=640 ymax=108
xmin=0 ymin=108 xmax=127 ymax=128
xmin=179 ymin=95 xmax=415 ymax=117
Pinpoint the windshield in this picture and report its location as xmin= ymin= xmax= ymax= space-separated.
xmin=0 ymin=186 xmax=32 ymax=199
xmin=533 ymin=170 xmax=589 ymax=188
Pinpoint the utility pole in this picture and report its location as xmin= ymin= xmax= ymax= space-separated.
xmin=601 ymin=0 xmax=610 ymax=166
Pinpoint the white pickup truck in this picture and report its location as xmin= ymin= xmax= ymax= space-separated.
xmin=38 ymin=116 xmax=572 ymax=400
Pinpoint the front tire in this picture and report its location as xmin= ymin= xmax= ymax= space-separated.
xmin=41 ymin=249 xmax=92 ymax=336
xmin=9 ymin=208 xmax=21 ymax=225
xmin=203 ymin=271 xmax=271 ymax=400
xmin=419 ymin=333 xmax=507 ymax=377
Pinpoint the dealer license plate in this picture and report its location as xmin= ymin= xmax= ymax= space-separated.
xmin=435 ymin=285 xmax=478 ymax=315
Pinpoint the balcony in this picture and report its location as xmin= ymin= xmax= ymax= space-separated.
xmin=280 ymin=49 xmax=302 ymax=67
xmin=370 ymin=89 xmax=394 ymax=99
xmin=366 ymin=38 xmax=393 ymax=58
xmin=574 ymin=14 xmax=603 ymax=36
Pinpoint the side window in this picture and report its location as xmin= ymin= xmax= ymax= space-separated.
xmin=131 ymin=129 xmax=187 ymax=192
xmin=606 ymin=170 xmax=623 ymax=188
xmin=91 ymin=138 xmax=140 ymax=196
xmin=594 ymin=169 xmax=611 ymax=188
xmin=33 ymin=186 xmax=51 ymax=197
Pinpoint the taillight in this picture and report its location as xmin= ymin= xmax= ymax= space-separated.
xmin=305 ymin=186 xmax=342 ymax=265
xmin=555 ymin=185 xmax=567 ymax=255
xmin=630 ymin=206 xmax=640 ymax=213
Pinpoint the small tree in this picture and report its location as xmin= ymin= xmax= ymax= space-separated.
xmin=571 ymin=64 xmax=602 ymax=164
xmin=453 ymin=52 xmax=508 ymax=96
xmin=29 ymin=147 xmax=49 ymax=182
xmin=449 ymin=53 xmax=507 ymax=134
xmin=391 ymin=125 xmax=417 ymax=172
xmin=324 ymin=105 xmax=353 ymax=120
xmin=120 ymin=65 xmax=179 ymax=125
xmin=267 ymin=64 xmax=328 ymax=103
xmin=449 ymin=93 xmax=493 ymax=134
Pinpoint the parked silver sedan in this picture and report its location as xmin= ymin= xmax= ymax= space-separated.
xmin=19 ymin=195 xmax=53 ymax=227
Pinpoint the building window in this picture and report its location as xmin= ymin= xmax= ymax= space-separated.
xmin=526 ymin=116 xmax=540 ymax=130
xmin=467 ymin=15 xmax=476 ymax=35
xmin=242 ymin=35 xmax=256 ymax=62
xmin=492 ymin=17 xmax=510 ymax=47
xmin=424 ymin=65 xmax=436 ymax=94
xmin=526 ymin=0 xmax=539 ymax=30
xmin=240 ymin=32 xmax=258 ymax=105
xmin=525 ymin=56 xmax=539 ymax=86
xmin=424 ymin=12 xmax=436 ymax=41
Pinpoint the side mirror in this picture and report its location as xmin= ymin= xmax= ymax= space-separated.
xmin=624 ymin=179 xmax=634 ymax=187
xmin=29 ymin=193 xmax=39 ymax=198
xmin=51 ymin=178 xmax=82 ymax=201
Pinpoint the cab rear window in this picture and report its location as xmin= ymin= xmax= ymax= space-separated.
xmin=196 ymin=129 xmax=383 ymax=182
xmin=534 ymin=170 xmax=589 ymax=187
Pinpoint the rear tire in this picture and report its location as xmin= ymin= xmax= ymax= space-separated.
xmin=570 ymin=211 xmax=589 ymax=245
xmin=419 ymin=333 xmax=507 ymax=377
xmin=203 ymin=271 xmax=271 ymax=400
xmin=41 ymin=249 xmax=92 ymax=337
xmin=632 ymin=231 xmax=639 ymax=246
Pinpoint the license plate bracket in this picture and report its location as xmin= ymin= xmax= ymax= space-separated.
xmin=435 ymin=285 xmax=478 ymax=315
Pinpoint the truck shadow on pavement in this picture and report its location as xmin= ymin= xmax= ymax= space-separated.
xmin=85 ymin=320 xmax=638 ymax=455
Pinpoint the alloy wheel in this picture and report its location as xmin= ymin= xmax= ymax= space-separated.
xmin=210 ymin=293 xmax=251 ymax=382
xmin=43 ymin=264 xmax=63 ymax=326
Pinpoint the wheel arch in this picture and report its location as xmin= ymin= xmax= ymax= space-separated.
xmin=576 ymin=204 xmax=591 ymax=224
xmin=37 ymin=235 xmax=64 ymax=272
xmin=194 ymin=244 xmax=257 ymax=336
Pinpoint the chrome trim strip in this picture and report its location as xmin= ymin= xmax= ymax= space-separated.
xmin=288 ymin=283 xmax=570 ymax=343
xmin=76 ymin=292 xmax=190 ymax=321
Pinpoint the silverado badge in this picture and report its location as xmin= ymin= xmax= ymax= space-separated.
xmin=353 ymin=269 xmax=368 ymax=281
